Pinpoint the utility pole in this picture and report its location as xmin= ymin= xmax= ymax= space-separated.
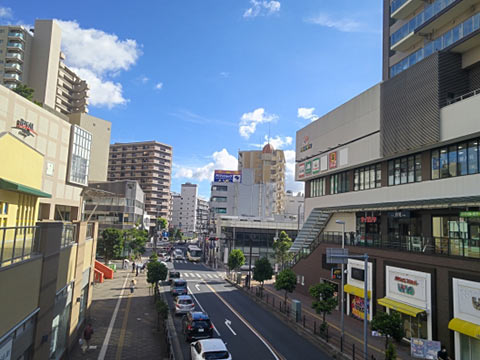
xmin=336 ymin=219 xmax=346 ymax=351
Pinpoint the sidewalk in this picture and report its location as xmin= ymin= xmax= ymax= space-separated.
xmin=251 ymin=280 xmax=412 ymax=360
xmin=69 ymin=260 xmax=168 ymax=360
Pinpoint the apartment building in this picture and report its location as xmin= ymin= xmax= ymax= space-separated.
xmin=196 ymin=198 xmax=209 ymax=236
xmin=171 ymin=183 xmax=207 ymax=237
xmin=0 ymin=20 xmax=89 ymax=115
xmin=108 ymin=141 xmax=172 ymax=227
xmin=238 ymin=144 xmax=286 ymax=214
xmin=291 ymin=1 xmax=480 ymax=357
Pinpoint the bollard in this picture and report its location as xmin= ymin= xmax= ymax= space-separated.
xmin=352 ymin=343 xmax=355 ymax=359
xmin=303 ymin=315 xmax=306 ymax=327
xmin=273 ymin=297 xmax=275 ymax=308
xmin=340 ymin=336 xmax=343 ymax=352
xmin=314 ymin=321 xmax=316 ymax=334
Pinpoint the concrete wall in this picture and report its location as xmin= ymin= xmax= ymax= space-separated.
xmin=0 ymin=257 xmax=42 ymax=336
xmin=56 ymin=244 xmax=77 ymax=292
xmin=440 ymin=92 xmax=480 ymax=142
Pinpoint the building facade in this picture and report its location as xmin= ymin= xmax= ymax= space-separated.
xmin=83 ymin=180 xmax=145 ymax=233
xmin=0 ymin=20 xmax=89 ymax=115
xmin=238 ymin=144 xmax=286 ymax=214
xmin=107 ymin=141 xmax=172 ymax=227
xmin=292 ymin=1 xmax=480 ymax=354
xmin=196 ymin=198 xmax=209 ymax=237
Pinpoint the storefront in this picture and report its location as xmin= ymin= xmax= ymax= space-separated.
xmin=355 ymin=212 xmax=381 ymax=244
xmin=449 ymin=278 xmax=480 ymax=360
xmin=378 ymin=266 xmax=432 ymax=341
xmin=344 ymin=259 xmax=373 ymax=321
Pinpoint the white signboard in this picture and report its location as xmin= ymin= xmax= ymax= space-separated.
xmin=320 ymin=156 xmax=328 ymax=171
xmin=453 ymin=278 xmax=480 ymax=323
xmin=0 ymin=338 xmax=12 ymax=360
xmin=339 ymin=148 xmax=348 ymax=166
xmin=386 ymin=266 xmax=430 ymax=307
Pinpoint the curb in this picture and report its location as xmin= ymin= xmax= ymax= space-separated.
xmin=160 ymin=284 xmax=184 ymax=360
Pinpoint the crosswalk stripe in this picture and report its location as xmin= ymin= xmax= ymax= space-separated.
xmin=207 ymin=274 xmax=213 ymax=278
xmin=190 ymin=273 xmax=195 ymax=277
xmin=183 ymin=273 xmax=189 ymax=277
xmin=196 ymin=273 xmax=202 ymax=278
xmin=213 ymin=274 xmax=219 ymax=279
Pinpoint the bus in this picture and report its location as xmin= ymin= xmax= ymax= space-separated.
xmin=187 ymin=245 xmax=202 ymax=262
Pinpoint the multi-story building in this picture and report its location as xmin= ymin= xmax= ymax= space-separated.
xmin=238 ymin=144 xmax=286 ymax=214
xmin=284 ymin=190 xmax=305 ymax=227
xmin=171 ymin=192 xmax=181 ymax=230
xmin=170 ymin=183 xmax=200 ymax=237
xmin=0 ymin=86 xmax=98 ymax=360
xmin=0 ymin=20 xmax=89 ymax=115
xmin=107 ymin=141 xmax=172 ymax=227
xmin=196 ymin=198 xmax=209 ymax=236
xmin=291 ymin=1 xmax=480 ymax=357
xmin=83 ymin=180 xmax=145 ymax=233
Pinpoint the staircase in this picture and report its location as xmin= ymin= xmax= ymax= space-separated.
xmin=289 ymin=208 xmax=331 ymax=265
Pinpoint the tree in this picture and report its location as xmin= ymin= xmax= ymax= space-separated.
xmin=157 ymin=217 xmax=168 ymax=232
xmin=273 ymin=231 xmax=293 ymax=270
xmin=309 ymin=282 xmax=337 ymax=327
xmin=227 ymin=249 xmax=245 ymax=272
xmin=253 ymin=257 xmax=273 ymax=290
xmin=124 ymin=227 xmax=148 ymax=257
xmin=13 ymin=84 xmax=34 ymax=101
xmin=147 ymin=261 xmax=168 ymax=287
xmin=274 ymin=268 xmax=297 ymax=305
xmin=175 ymin=229 xmax=183 ymax=241
xmin=385 ymin=341 xmax=397 ymax=360
xmin=371 ymin=311 xmax=404 ymax=349
xmin=99 ymin=228 xmax=124 ymax=264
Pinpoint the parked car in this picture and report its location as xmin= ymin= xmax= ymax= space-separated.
xmin=170 ymin=279 xmax=188 ymax=297
xmin=182 ymin=312 xmax=214 ymax=342
xmin=174 ymin=295 xmax=195 ymax=315
xmin=168 ymin=271 xmax=181 ymax=284
xmin=190 ymin=339 xmax=231 ymax=360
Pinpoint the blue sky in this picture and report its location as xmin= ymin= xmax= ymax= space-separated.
xmin=2 ymin=0 xmax=383 ymax=198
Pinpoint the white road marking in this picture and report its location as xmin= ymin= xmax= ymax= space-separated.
xmin=196 ymin=273 xmax=201 ymax=278
xmin=225 ymin=319 xmax=237 ymax=335
xmin=187 ymin=285 xmax=221 ymax=337
xmin=207 ymin=274 xmax=213 ymax=278
xmin=189 ymin=273 xmax=195 ymax=277
xmin=213 ymin=274 xmax=219 ymax=279
xmin=97 ymin=274 xmax=130 ymax=360
xmin=183 ymin=273 xmax=189 ymax=277
xmin=195 ymin=283 xmax=201 ymax=291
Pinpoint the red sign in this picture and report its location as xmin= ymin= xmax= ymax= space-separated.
xmin=329 ymin=152 xmax=337 ymax=169
xmin=13 ymin=119 xmax=37 ymax=138
xmin=360 ymin=216 xmax=377 ymax=223
xmin=394 ymin=276 xmax=419 ymax=286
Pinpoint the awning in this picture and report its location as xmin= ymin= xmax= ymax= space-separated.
xmin=344 ymin=284 xmax=371 ymax=299
xmin=377 ymin=297 xmax=426 ymax=317
xmin=448 ymin=318 xmax=480 ymax=339
xmin=0 ymin=178 xmax=51 ymax=198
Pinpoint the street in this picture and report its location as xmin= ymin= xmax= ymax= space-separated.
xmin=166 ymin=258 xmax=332 ymax=360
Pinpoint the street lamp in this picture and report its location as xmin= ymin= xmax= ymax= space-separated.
xmin=335 ymin=219 xmax=346 ymax=351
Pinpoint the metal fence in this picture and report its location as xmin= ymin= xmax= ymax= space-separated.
xmin=0 ymin=226 xmax=39 ymax=267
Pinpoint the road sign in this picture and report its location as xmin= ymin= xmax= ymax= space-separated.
xmin=326 ymin=248 xmax=349 ymax=264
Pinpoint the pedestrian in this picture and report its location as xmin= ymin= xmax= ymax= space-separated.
xmin=132 ymin=262 xmax=135 ymax=273
xmin=141 ymin=262 xmax=146 ymax=273
xmin=130 ymin=279 xmax=136 ymax=294
xmin=82 ymin=323 xmax=94 ymax=354
xmin=437 ymin=346 xmax=451 ymax=360
xmin=135 ymin=262 xmax=139 ymax=276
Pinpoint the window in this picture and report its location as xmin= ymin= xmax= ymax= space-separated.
xmin=468 ymin=140 xmax=479 ymax=174
xmin=330 ymin=172 xmax=348 ymax=194
xmin=431 ymin=140 xmax=479 ymax=180
xmin=415 ymin=155 xmax=422 ymax=182
xmin=388 ymin=161 xmax=394 ymax=185
xmin=440 ymin=148 xmax=449 ymax=178
xmin=68 ymin=126 xmax=91 ymax=186
xmin=310 ymin=177 xmax=326 ymax=197
xmin=388 ymin=154 xmax=422 ymax=186
xmin=432 ymin=150 xmax=440 ymax=179
xmin=355 ymin=164 xmax=382 ymax=191
xmin=458 ymin=143 xmax=468 ymax=175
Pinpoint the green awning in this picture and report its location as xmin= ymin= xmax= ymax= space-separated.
xmin=0 ymin=178 xmax=51 ymax=198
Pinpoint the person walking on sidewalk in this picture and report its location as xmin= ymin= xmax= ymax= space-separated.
xmin=130 ymin=279 xmax=136 ymax=294
xmin=132 ymin=262 xmax=136 ymax=273
xmin=82 ymin=323 xmax=94 ymax=354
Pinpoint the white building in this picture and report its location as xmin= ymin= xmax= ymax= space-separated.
xmin=171 ymin=183 xmax=199 ymax=237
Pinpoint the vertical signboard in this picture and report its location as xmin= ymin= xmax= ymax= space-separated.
xmin=298 ymin=163 xmax=305 ymax=178
xmin=312 ymin=158 xmax=320 ymax=174
xmin=305 ymin=161 xmax=312 ymax=175
xmin=329 ymin=152 xmax=337 ymax=169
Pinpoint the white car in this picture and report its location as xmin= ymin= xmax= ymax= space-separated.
xmin=190 ymin=338 xmax=232 ymax=360
xmin=174 ymin=295 xmax=195 ymax=315
xmin=174 ymin=249 xmax=184 ymax=260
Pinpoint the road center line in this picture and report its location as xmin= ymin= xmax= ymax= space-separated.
xmin=205 ymin=282 xmax=284 ymax=360
xmin=98 ymin=273 xmax=130 ymax=360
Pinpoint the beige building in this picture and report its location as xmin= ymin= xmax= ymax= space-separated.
xmin=0 ymin=20 xmax=89 ymax=115
xmin=108 ymin=141 xmax=173 ymax=227
xmin=238 ymin=144 xmax=286 ymax=214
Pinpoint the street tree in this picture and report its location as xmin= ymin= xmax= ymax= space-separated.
xmin=309 ymin=282 xmax=337 ymax=327
xmin=98 ymin=228 xmax=124 ymax=264
xmin=147 ymin=261 xmax=168 ymax=290
xmin=157 ymin=217 xmax=168 ymax=232
xmin=124 ymin=227 xmax=148 ymax=258
xmin=227 ymin=249 xmax=245 ymax=272
xmin=253 ymin=257 xmax=273 ymax=291
xmin=370 ymin=311 xmax=404 ymax=350
xmin=175 ymin=229 xmax=183 ymax=241
xmin=273 ymin=231 xmax=293 ymax=270
xmin=274 ymin=268 xmax=297 ymax=305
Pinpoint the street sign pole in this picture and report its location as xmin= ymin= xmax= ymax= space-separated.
xmin=364 ymin=254 xmax=369 ymax=360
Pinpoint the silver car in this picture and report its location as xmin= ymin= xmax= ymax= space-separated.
xmin=175 ymin=295 xmax=195 ymax=315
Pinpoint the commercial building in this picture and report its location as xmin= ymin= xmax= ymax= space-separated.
xmin=83 ymin=180 xmax=145 ymax=233
xmin=107 ymin=141 xmax=173 ymax=227
xmin=196 ymin=198 xmax=209 ymax=237
xmin=0 ymin=20 xmax=89 ymax=115
xmin=238 ymin=144 xmax=286 ymax=214
xmin=291 ymin=1 xmax=480 ymax=356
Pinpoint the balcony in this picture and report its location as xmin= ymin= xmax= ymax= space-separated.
xmin=7 ymin=42 xmax=24 ymax=51
xmin=5 ymin=52 xmax=23 ymax=62
xmin=0 ymin=226 xmax=40 ymax=268
xmin=4 ymin=63 xmax=22 ymax=73
xmin=8 ymin=32 xmax=25 ymax=41
xmin=3 ymin=73 xmax=21 ymax=82
xmin=391 ymin=0 xmax=424 ymax=19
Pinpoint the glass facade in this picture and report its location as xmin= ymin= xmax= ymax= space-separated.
xmin=432 ymin=139 xmax=480 ymax=179
xmin=330 ymin=172 xmax=349 ymax=194
xmin=68 ymin=125 xmax=92 ymax=186
xmin=354 ymin=164 xmax=381 ymax=191
xmin=460 ymin=334 xmax=480 ymax=360
xmin=388 ymin=154 xmax=422 ymax=186
xmin=391 ymin=309 xmax=428 ymax=340
xmin=310 ymin=177 xmax=326 ymax=197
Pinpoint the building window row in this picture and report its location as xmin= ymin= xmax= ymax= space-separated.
xmin=388 ymin=154 xmax=422 ymax=186
xmin=330 ymin=172 xmax=349 ymax=194
xmin=432 ymin=139 xmax=479 ymax=179
xmin=354 ymin=164 xmax=381 ymax=191
xmin=310 ymin=177 xmax=326 ymax=198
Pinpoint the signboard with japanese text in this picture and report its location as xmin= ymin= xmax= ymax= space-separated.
xmin=298 ymin=163 xmax=305 ymax=178
xmin=386 ymin=266 xmax=430 ymax=307
xmin=214 ymin=170 xmax=241 ymax=183
xmin=305 ymin=161 xmax=312 ymax=175
xmin=329 ymin=152 xmax=337 ymax=169
xmin=410 ymin=338 xmax=441 ymax=359
xmin=312 ymin=158 xmax=320 ymax=174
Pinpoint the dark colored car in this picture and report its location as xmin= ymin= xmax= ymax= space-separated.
xmin=182 ymin=311 xmax=214 ymax=342
xmin=171 ymin=279 xmax=188 ymax=297
xmin=168 ymin=271 xmax=181 ymax=284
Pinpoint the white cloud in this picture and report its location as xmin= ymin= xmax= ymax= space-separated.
xmin=174 ymin=149 xmax=238 ymax=182
xmin=244 ymin=1 xmax=281 ymax=18
xmin=297 ymin=107 xmax=318 ymax=122
xmin=239 ymin=108 xmax=278 ymax=139
xmin=305 ymin=13 xmax=366 ymax=33
xmin=155 ymin=82 xmax=163 ymax=90
xmin=252 ymin=135 xmax=292 ymax=149
xmin=0 ymin=7 xmax=12 ymax=19
xmin=284 ymin=150 xmax=304 ymax=193
xmin=56 ymin=20 xmax=141 ymax=108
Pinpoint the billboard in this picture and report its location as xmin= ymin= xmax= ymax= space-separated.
xmin=214 ymin=170 xmax=241 ymax=183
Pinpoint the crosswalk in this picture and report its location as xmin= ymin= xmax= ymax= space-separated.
xmin=180 ymin=272 xmax=225 ymax=280
xmin=173 ymin=260 xmax=188 ymax=264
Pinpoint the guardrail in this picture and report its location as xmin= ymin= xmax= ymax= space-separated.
xmin=446 ymin=88 xmax=480 ymax=105
xmin=0 ymin=226 xmax=39 ymax=268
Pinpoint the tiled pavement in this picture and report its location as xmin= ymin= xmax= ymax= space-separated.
xmin=69 ymin=262 xmax=168 ymax=360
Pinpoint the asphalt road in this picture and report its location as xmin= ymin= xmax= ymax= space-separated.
xmin=165 ymin=258 xmax=332 ymax=360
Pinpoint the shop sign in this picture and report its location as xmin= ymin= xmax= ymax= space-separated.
xmin=410 ymin=338 xmax=441 ymax=359
xmin=0 ymin=338 xmax=12 ymax=360
xmin=312 ymin=158 xmax=320 ymax=174
xmin=395 ymin=276 xmax=418 ymax=296
xmin=329 ymin=152 xmax=337 ymax=169
xmin=13 ymin=118 xmax=37 ymax=138
xmin=300 ymin=136 xmax=312 ymax=152
xmin=214 ymin=170 xmax=241 ymax=183
xmin=388 ymin=210 xmax=411 ymax=218
xmin=360 ymin=216 xmax=377 ymax=223
xmin=305 ymin=161 xmax=312 ymax=175
xmin=460 ymin=211 xmax=480 ymax=217
xmin=387 ymin=268 xmax=428 ymax=302
xmin=351 ymin=296 xmax=369 ymax=319
xmin=331 ymin=268 xmax=342 ymax=280
xmin=351 ymin=267 xmax=365 ymax=281
xmin=456 ymin=280 xmax=480 ymax=319
xmin=298 ymin=163 xmax=305 ymax=178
